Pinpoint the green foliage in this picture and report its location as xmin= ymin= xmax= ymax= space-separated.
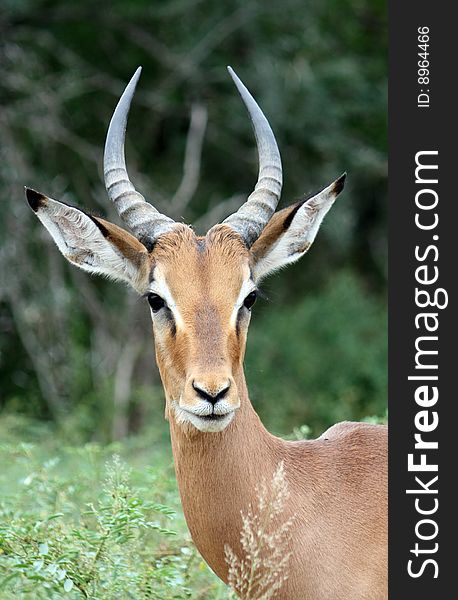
xmin=0 ymin=431 xmax=226 ymax=599
xmin=0 ymin=4 xmax=386 ymax=596
xmin=248 ymin=271 xmax=387 ymax=434
xmin=1 ymin=0 xmax=386 ymax=434
xmin=0 ymin=414 xmax=388 ymax=598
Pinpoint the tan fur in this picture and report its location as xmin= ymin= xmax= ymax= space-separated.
xmin=150 ymin=225 xmax=251 ymax=419
xmin=31 ymin=195 xmax=387 ymax=599
xmin=146 ymin=223 xmax=387 ymax=600
xmin=93 ymin=216 xmax=150 ymax=267
xmin=250 ymin=202 xmax=301 ymax=262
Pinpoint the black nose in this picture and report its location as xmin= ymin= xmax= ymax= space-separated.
xmin=192 ymin=381 xmax=230 ymax=405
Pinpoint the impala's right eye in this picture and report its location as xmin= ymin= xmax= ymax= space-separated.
xmin=243 ymin=291 xmax=257 ymax=310
xmin=147 ymin=293 xmax=166 ymax=313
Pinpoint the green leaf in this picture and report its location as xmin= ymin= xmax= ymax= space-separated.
xmin=46 ymin=513 xmax=64 ymax=521
xmin=46 ymin=563 xmax=58 ymax=575
xmin=33 ymin=559 xmax=44 ymax=572
xmin=0 ymin=573 xmax=19 ymax=590
xmin=38 ymin=542 xmax=49 ymax=555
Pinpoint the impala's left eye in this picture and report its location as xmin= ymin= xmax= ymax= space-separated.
xmin=243 ymin=291 xmax=257 ymax=310
xmin=147 ymin=293 xmax=166 ymax=313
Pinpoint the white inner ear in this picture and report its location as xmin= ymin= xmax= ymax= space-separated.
xmin=253 ymin=180 xmax=339 ymax=282
xmin=36 ymin=198 xmax=140 ymax=285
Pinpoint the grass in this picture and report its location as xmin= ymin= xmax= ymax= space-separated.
xmin=225 ymin=463 xmax=293 ymax=600
xmin=0 ymin=415 xmax=227 ymax=599
xmin=0 ymin=412 xmax=387 ymax=598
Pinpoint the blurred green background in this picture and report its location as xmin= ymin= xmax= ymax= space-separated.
xmin=0 ymin=0 xmax=386 ymax=440
xmin=0 ymin=1 xmax=386 ymax=597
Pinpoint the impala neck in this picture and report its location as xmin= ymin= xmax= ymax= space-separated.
xmin=168 ymin=367 xmax=281 ymax=581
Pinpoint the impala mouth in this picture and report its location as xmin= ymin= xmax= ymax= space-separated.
xmin=187 ymin=410 xmax=235 ymax=432
xmin=182 ymin=406 xmax=235 ymax=422
xmin=198 ymin=413 xmax=229 ymax=422
xmin=172 ymin=400 xmax=237 ymax=432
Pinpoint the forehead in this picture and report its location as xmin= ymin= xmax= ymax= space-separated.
xmin=151 ymin=225 xmax=251 ymax=300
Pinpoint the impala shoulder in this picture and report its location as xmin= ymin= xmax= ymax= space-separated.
xmin=319 ymin=420 xmax=387 ymax=440
xmin=318 ymin=421 xmax=387 ymax=460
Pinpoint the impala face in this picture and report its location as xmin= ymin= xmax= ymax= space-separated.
xmin=25 ymin=67 xmax=345 ymax=435
xmin=148 ymin=225 xmax=254 ymax=432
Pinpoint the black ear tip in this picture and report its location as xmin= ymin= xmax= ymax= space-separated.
xmin=333 ymin=172 xmax=347 ymax=196
xmin=25 ymin=187 xmax=47 ymax=212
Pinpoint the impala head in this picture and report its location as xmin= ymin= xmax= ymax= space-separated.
xmin=25 ymin=67 xmax=345 ymax=434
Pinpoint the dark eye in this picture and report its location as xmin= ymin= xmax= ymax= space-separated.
xmin=147 ymin=293 xmax=166 ymax=313
xmin=243 ymin=291 xmax=257 ymax=310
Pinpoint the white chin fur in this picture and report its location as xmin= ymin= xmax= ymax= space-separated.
xmin=172 ymin=401 xmax=235 ymax=433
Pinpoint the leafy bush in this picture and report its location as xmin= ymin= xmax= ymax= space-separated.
xmin=247 ymin=271 xmax=387 ymax=435
xmin=0 ymin=411 xmax=387 ymax=598
xmin=0 ymin=432 xmax=226 ymax=599
xmin=1 ymin=0 xmax=386 ymax=434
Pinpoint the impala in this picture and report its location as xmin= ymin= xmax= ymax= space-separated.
xmin=25 ymin=67 xmax=387 ymax=599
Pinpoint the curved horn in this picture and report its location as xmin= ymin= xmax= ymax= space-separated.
xmin=222 ymin=67 xmax=283 ymax=247
xmin=104 ymin=67 xmax=175 ymax=247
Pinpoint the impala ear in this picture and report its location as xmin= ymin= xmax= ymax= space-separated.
xmin=250 ymin=174 xmax=346 ymax=282
xmin=25 ymin=188 xmax=150 ymax=291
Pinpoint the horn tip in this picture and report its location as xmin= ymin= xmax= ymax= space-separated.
xmin=131 ymin=66 xmax=142 ymax=84
xmin=226 ymin=65 xmax=240 ymax=85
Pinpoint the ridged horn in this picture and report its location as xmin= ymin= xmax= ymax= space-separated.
xmin=222 ymin=67 xmax=283 ymax=247
xmin=104 ymin=67 xmax=175 ymax=248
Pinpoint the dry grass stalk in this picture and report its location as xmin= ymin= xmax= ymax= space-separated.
xmin=224 ymin=462 xmax=294 ymax=599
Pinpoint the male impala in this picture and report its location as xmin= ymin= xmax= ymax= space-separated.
xmin=25 ymin=67 xmax=387 ymax=599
